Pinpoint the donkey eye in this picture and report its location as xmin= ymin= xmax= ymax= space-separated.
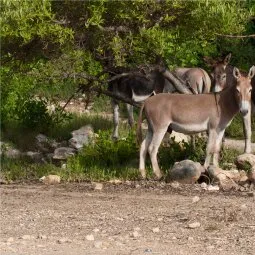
xmin=222 ymin=74 xmax=226 ymax=79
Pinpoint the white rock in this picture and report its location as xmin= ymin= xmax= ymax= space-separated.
xmin=94 ymin=241 xmax=103 ymax=248
xmin=188 ymin=222 xmax=201 ymax=229
xmin=200 ymin=182 xmax=207 ymax=189
xmin=207 ymin=185 xmax=220 ymax=191
xmin=170 ymin=181 xmax=180 ymax=189
xmin=93 ymin=228 xmax=100 ymax=233
xmin=132 ymin=231 xmax=140 ymax=238
xmin=86 ymin=234 xmax=95 ymax=241
xmin=192 ymin=196 xmax=200 ymax=203
xmin=21 ymin=235 xmax=34 ymax=240
xmin=40 ymin=175 xmax=61 ymax=185
xmin=152 ymin=227 xmax=160 ymax=233
xmin=93 ymin=182 xmax=103 ymax=190
xmin=134 ymin=227 xmax=141 ymax=231
xmin=7 ymin=237 xmax=14 ymax=243
xmin=240 ymin=204 xmax=248 ymax=212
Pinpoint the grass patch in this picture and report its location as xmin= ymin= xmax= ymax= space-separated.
xmin=225 ymin=113 xmax=255 ymax=142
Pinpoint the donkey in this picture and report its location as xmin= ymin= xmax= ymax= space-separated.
xmin=173 ymin=68 xmax=211 ymax=94
xmin=108 ymin=69 xmax=176 ymax=139
xmin=137 ymin=66 xmax=255 ymax=180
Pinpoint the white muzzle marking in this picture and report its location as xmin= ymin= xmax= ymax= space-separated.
xmin=240 ymin=100 xmax=250 ymax=115
xmin=214 ymin=85 xmax=222 ymax=93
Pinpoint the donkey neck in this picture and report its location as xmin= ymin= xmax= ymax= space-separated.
xmin=218 ymin=84 xmax=239 ymax=118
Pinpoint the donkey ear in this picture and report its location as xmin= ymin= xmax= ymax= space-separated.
xmin=233 ymin=67 xmax=241 ymax=79
xmin=223 ymin=53 xmax=232 ymax=65
xmin=248 ymin=66 xmax=255 ymax=79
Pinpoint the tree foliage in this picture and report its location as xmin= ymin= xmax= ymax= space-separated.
xmin=1 ymin=0 xmax=255 ymax=127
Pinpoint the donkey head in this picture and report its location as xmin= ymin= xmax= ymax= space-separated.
xmin=233 ymin=66 xmax=255 ymax=116
xmin=210 ymin=53 xmax=231 ymax=92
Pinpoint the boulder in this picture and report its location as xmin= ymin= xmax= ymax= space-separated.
xmin=35 ymin=134 xmax=58 ymax=153
xmin=22 ymin=151 xmax=44 ymax=163
xmin=235 ymin=154 xmax=255 ymax=170
xmin=247 ymin=166 xmax=255 ymax=183
xmin=69 ymin=125 xmax=94 ymax=150
xmin=169 ymin=131 xmax=190 ymax=144
xmin=40 ymin=175 xmax=61 ymax=184
xmin=207 ymin=166 xmax=239 ymax=191
xmin=166 ymin=160 xmax=202 ymax=184
xmin=53 ymin=147 xmax=76 ymax=160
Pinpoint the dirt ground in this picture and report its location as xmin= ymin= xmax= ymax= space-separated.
xmin=0 ymin=182 xmax=255 ymax=255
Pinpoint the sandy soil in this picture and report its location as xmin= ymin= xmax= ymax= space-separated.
xmin=1 ymin=182 xmax=255 ymax=255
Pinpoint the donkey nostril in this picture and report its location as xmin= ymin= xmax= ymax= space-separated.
xmin=241 ymin=109 xmax=248 ymax=116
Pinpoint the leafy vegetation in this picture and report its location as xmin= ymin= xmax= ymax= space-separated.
xmin=0 ymin=0 xmax=254 ymax=182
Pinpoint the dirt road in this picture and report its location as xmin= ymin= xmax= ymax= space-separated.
xmin=1 ymin=182 xmax=255 ymax=255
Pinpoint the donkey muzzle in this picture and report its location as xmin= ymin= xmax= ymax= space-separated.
xmin=240 ymin=100 xmax=250 ymax=116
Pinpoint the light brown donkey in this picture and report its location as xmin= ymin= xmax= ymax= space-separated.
xmin=137 ymin=66 xmax=255 ymax=179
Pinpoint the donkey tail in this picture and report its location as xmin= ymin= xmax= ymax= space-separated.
xmin=136 ymin=103 xmax=145 ymax=145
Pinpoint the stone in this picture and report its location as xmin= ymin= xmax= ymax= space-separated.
xmin=200 ymin=182 xmax=207 ymax=189
xmin=53 ymin=147 xmax=76 ymax=160
xmin=21 ymin=235 xmax=34 ymax=240
xmin=69 ymin=125 xmax=94 ymax=150
xmin=188 ymin=222 xmax=201 ymax=229
xmin=93 ymin=182 xmax=103 ymax=190
xmin=40 ymin=175 xmax=61 ymax=185
xmin=57 ymin=238 xmax=71 ymax=244
xmin=207 ymin=185 xmax=220 ymax=191
xmin=192 ymin=196 xmax=200 ymax=203
xmin=207 ymin=166 xmax=240 ymax=190
xmin=35 ymin=134 xmax=58 ymax=153
xmin=169 ymin=181 xmax=180 ymax=189
xmin=131 ymin=231 xmax=140 ymax=238
xmin=86 ymin=234 xmax=95 ymax=241
xmin=152 ymin=227 xmax=160 ymax=233
xmin=239 ymin=171 xmax=249 ymax=185
xmin=169 ymin=131 xmax=190 ymax=144
xmin=247 ymin=168 xmax=255 ymax=183
xmin=94 ymin=241 xmax=103 ymax=248
xmin=5 ymin=148 xmax=22 ymax=159
xmin=166 ymin=160 xmax=202 ymax=184
xmin=23 ymin=151 xmax=44 ymax=163
xmin=235 ymin=154 xmax=255 ymax=170
xmin=7 ymin=237 xmax=14 ymax=243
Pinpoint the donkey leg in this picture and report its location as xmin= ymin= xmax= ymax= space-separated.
xmin=243 ymin=109 xmax=251 ymax=153
xmin=126 ymin=104 xmax=134 ymax=127
xmin=139 ymin=128 xmax=153 ymax=179
xmin=204 ymin=130 xmax=216 ymax=169
xmin=212 ymin=130 xmax=225 ymax=167
xmin=148 ymin=128 xmax=167 ymax=180
xmin=112 ymin=100 xmax=119 ymax=140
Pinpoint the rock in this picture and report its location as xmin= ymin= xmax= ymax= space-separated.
xmin=247 ymin=167 xmax=255 ymax=183
xmin=40 ymin=175 xmax=61 ymax=185
xmin=131 ymin=231 xmax=140 ymax=238
xmin=235 ymin=154 xmax=255 ymax=170
xmin=5 ymin=148 xmax=22 ymax=159
xmin=109 ymin=179 xmax=122 ymax=184
xmin=169 ymin=181 xmax=180 ymax=189
xmin=188 ymin=222 xmax=201 ymax=229
xmin=94 ymin=241 xmax=103 ymax=248
xmin=240 ymin=204 xmax=248 ymax=212
xmin=152 ymin=227 xmax=160 ymax=233
xmin=200 ymin=182 xmax=207 ymax=189
xmin=7 ymin=237 xmax=14 ymax=243
xmin=239 ymin=170 xmax=249 ymax=185
xmin=35 ymin=134 xmax=58 ymax=153
xmin=69 ymin=125 xmax=94 ymax=150
xmin=93 ymin=182 xmax=103 ymax=190
xmin=57 ymin=238 xmax=71 ymax=244
xmin=23 ymin=151 xmax=44 ymax=163
xmin=207 ymin=185 xmax=220 ymax=191
xmin=207 ymin=166 xmax=240 ymax=190
xmin=53 ymin=147 xmax=76 ymax=160
xmin=21 ymin=235 xmax=34 ymax=240
xmin=86 ymin=234 xmax=95 ymax=241
xmin=93 ymin=228 xmax=100 ymax=233
xmin=169 ymin=131 xmax=190 ymax=144
xmin=192 ymin=196 xmax=200 ymax=203
xmin=166 ymin=160 xmax=202 ymax=184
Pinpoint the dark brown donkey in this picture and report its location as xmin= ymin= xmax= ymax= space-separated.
xmin=137 ymin=66 xmax=255 ymax=180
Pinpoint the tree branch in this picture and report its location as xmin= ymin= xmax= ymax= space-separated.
xmin=215 ymin=33 xmax=255 ymax=38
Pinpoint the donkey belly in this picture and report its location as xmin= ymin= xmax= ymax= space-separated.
xmin=171 ymin=119 xmax=209 ymax=134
